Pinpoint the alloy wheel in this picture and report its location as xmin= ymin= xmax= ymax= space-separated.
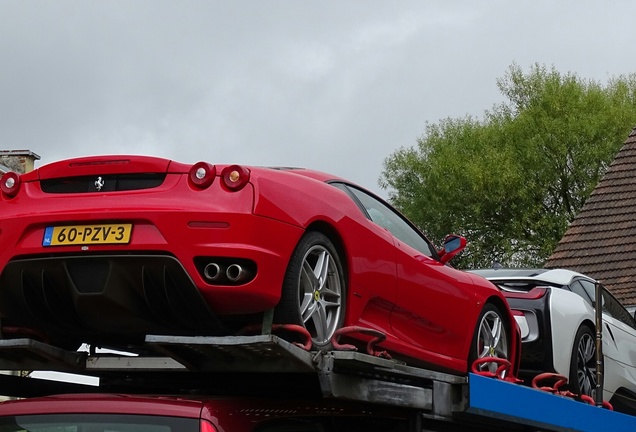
xmin=297 ymin=244 xmax=343 ymax=346
xmin=476 ymin=308 xmax=509 ymax=375
xmin=576 ymin=331 xmax=597 ymax=398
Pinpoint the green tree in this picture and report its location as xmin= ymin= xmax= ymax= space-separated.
xmin=380 ymin=63 xmax=636 ymax=269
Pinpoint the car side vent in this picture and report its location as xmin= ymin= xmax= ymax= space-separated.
xmin=41 ymin=173 xmax=166 ymax=193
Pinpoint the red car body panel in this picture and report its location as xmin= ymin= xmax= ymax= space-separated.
xmin=0 ymin=393 xmax=415 ymax=432
xmin=0 ymin=155 xmax=518 ymax=375
xmin=0 ymin=393 xmax=205 ymax=417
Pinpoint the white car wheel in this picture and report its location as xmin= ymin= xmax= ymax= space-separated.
xmin=568 ymin=325 xmax=599 ymax=398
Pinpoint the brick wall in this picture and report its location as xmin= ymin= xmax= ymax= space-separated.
xmin=0 ymin=150 xmax=41 ymax=174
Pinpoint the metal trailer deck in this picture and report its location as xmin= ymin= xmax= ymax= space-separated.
xmin=0 ymin=334 xmax=634 ymax=431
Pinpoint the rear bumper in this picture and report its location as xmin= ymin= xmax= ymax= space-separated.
xmin=0 ymin=212 xmax=305 ymax=346
xmin=1 ymin=210 xmax=304 ymax=306
xmin=1 ymin=254 xmax=222 ymax=344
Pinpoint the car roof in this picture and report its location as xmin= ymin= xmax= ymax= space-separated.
xmin=469 ymin=268 xmax=594 ymax=286
xmin=0 ymin=393 xmax=411 ymax=421
xmin=0 ymin=393 xmax=207 ymax=417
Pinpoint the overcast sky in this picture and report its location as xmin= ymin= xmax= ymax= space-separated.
xmin=1 ymin=1 xmax=634 ymax=196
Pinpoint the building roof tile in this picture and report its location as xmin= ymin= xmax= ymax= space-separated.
xmin=545 ymin=127 xmax=636 ymax=306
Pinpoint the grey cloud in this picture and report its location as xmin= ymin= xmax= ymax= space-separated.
xmin=1 ymin=1 xmax=635 ymax=196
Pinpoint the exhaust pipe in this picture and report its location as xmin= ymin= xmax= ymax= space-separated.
xmin=204 ymin=263 xmax=223 ymax=281
xmin=226 ymin=263 xmax=246 ymax=283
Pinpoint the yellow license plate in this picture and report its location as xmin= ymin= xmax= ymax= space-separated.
xmin=43 ymin=224 xmax=133 ymax=246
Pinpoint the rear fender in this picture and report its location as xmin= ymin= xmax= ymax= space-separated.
xmin=548 ymin=289 xmax=595 ymax=376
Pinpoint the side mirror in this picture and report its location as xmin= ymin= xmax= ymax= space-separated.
xmin=438 ymin=234 xmax=467 ymax=265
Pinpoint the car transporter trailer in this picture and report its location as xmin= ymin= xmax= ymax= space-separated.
xmin=0 ymin=325 xmax=635 ymax=432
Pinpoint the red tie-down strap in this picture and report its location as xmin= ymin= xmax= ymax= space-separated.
xmin=331 ymin=326 xmax=392 ymax=359
xmin=531 ymin=372 xmax=613 ymax=410
xmin=238 ymin=323 xmax=390 ymax=356
xmin=239 ymin=323 xmax=313 ymax=351
xmin=471 ymin=357 xmax=523 ymax=383
xmin=531 ymin=372 xmax=577 ymax=397
xmin=579 ymin=394 xmax=614 ymax=410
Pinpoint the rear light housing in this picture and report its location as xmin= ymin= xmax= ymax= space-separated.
xmin=502 ymin=287 xmax=548 ymax=300
xmin=1 ymin=171 xmax=21 ymax=198
xmin=189 ymin=162 xmax=216 ymax=189
xmin=200 ymin=419 xmax=218 ymax=432
xmin=221 ymin=165 xmax=250 ymax=191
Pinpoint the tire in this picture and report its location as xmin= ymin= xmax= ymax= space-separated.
xmin=275 ymin=231 xmax=345 ymax=350
xmin=469 ymin=303 xmax=510 ymax=375
xmin=568 ymin=325 xmax=599 ymax=398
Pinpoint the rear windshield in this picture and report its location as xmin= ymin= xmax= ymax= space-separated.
xmin=0 ymin=414 xmax=198 ymax=432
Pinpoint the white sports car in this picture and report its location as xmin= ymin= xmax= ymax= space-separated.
xmin=470 ymin=268 xmax=636 ymax=414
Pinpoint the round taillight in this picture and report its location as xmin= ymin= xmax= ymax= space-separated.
xmin=1 ymin=172 xmax=21 ymax=198
xmin=221 ymin=165 xmax=250 ymax=191
xmin=188 ymin=162 xmax=216 ymax=189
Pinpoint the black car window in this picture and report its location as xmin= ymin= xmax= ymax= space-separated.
xmin=570 ymin=280 xmax=594 ymax=306
xmin=333 ymin=183 xmax=434 ymax=257
xmin=578 ymin=280 xmax=599 ymax=306
xmin=574 ymin=279 xmax=636 ymax=329
xmin=602 ymin=288 xmax=636 ymax=329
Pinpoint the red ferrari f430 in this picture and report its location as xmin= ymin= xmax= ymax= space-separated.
xmin=0 ymin=155 xmax=518 ymax=376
